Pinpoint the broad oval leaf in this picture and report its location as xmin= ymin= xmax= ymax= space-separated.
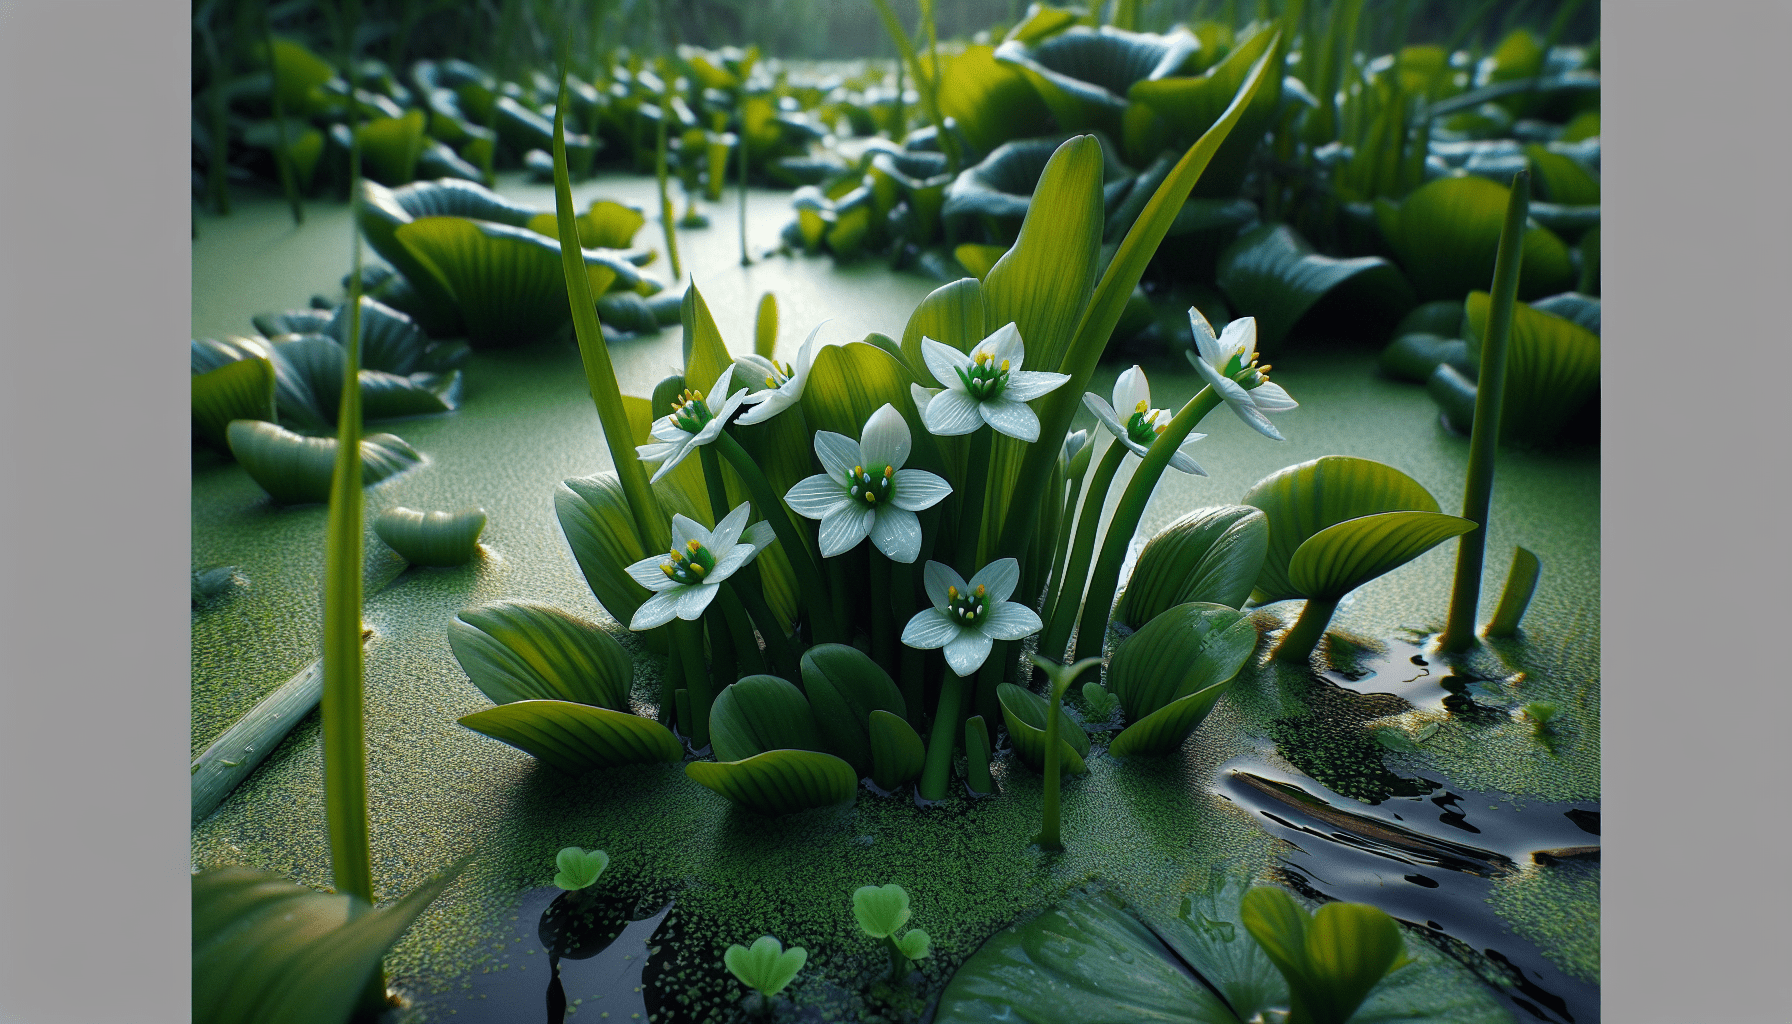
xmin=1239 ymin=456 xmax=1441 ymax=603
xmin=1304 ymin=902 xmax=1407 ymax=1024
xmin=193 ymin=862 xmax=463 ymax=1024
xmin=994 ymin=26 xmax=1198 ymax=138
xmin=1107 ymin=678 xmax=1232 ymax=758
xmin=1463 ymin=291 xmax=1601 ymax=445
xmin=801 ymin=644 xmax=906 ymax=778
xmin=1288 ymin=512 xmax=1475 ymax=602
xmin=1377 ymin=176 xmax=1575 ymax=300
xmin=193 ymin=357 xmax=277 ymax=451
xmin=1127 ymin=23 xmax=1284 ymax=197
xmin=996 ymin=682 xmax=1087 ymax=777
xmin=867 ymin=709 xmax=926 ymax=791
xmin=709 ymin=674 xmax=823 ymax=764
xmin=448 ymin=600 xmax=631 ymax=709
xmin=1107 ymin=602 xmax=1257 ymax=722
xmin=458 ymin=699 xmax=683 ymax=771
xmin=226 ymin=420 xmax=421 ymax=505
xmin=373 ymin=506 xmax=486 ymax=566
xmin=555 ymin=473 xmax=653 ymax=638
xmin=356 ymin=109 xmax=427 ymax=185
xmin=1216 ymin=223 xmax=1416 ymax=352
xmin=1116 ymin=505 xmax=1268 ymax=626
xmin=798 ymin=340 xmax=915 ymax=440
xmin=685 ymin=748 xmax=858 ymax=816
xmin=1378 ymin=333 xmax=1470 ymax=384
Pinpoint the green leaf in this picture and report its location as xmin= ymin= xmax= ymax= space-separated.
xmin=1487 ymin=545 xmax=1541 ymax=637
xmin=458 ymin=699 xmax=684 ymax=771
xmin=942 ymin=135 xmax=1129 ymax=248
xmin=799 ymin=341 xmax=915 ymax=439
xmin=1239 ymin=456 xmax=1442 ymax=604
xmin=954 ymin=244 xmax=1007 ymax=281
xmin=1530 ymin=292 xmax=1600 ymax=336
xmin=932 ymin=887 xmax=1241 ymax=1024
xmin=1302 ymin=902 xmax=1406 ymax=1024
xmin=1002 ymin=4 xmax=1082 ymax=46
xmin=1117 ymin=505 xmax=1268 ymax=626
xmin=867 ymin=709 xmax=926 ymax=791
xmin=192 ymin=861 xmax=464 ymax=1024
xmin=680 ymin=282 xmax=734 ymax=395
xmin=1288 ymin=512 xmax=1476 ymax=602
xmin=754 ymin=292 xmax=779 ymax=358
xmin=871 ymin=150 xmax=953 ymax=243
xmin=1157 ymin=875 xmax=1287 ymax=1022
xmin=193 ymin=357 xmax=277 ymax=451
xmin=994 ymin=26 xmax=1198 ymax=138
xmin=1107 ymin=602 xmax=1257 ymax=723
xmin=686 ymin=748 xmax=859 ymax=815
xmin=334 ymin=296 xmax=430 ymax=375
xmin=1127 ymin=22 xmax=1284 ymax=198
xmin=937 ymin=44 xmax=1054 ymax=153
xmin=1425 ymin=363 xmax=1478 ymax=435
xmin=900 ymin=277 xmax=986 ymax=381
xmin=1378 ymin=333 xmax=1470 ymax=384
xmin=372 ymin=506 xmax=486 ymax=567
xmin=226 ymin=420 xmax=421 ymax=506
xmin=1524 ymin=144 xmax=1599 ymax=206
xmin=555 ymin=473 xmax=654 ymax=640
xmin=852 ymin=883 xmax=912 ymax=939
xmin=356 ymin=110 xmax=427 ymax=185
xmin=553 ymin=847 xmax=610 ymax=891
xmin=1240 ymin=887 xmax=1312 ymax=1010
xmin=448 ymin=600 xmax=633 ymax=709
xmin=801 ymin=644 xmax=907 ymax=778
xmin=1378 ymin=176 xmax=1575 ymax=301
xmin=708 ymin=674 xmax=822 ymax=763
xmin=895 ymin=928 xmax=933 ymax=960
xmin=393 ymin=218 xmax=632 ymax=348
xmin=723 ymin=935 xmax=808 ymax=997
xmin=1393 ymin=299 xmax=1465 ymax=339
xmin=264 ymin=37 xmax=337 ymax=115
xmin=1215 ymin=224 xmax=1416 ymax=352
xmin=1463 ymin=291 xmax=1601 ymax=445
xmin=964 ymin=715 xmax=995 ymax=795
xmin=996 ymin=682 xmax=1088 ymax=777
xmin=527 ymin=198 xmax=647 ymax=250
xmin=1107 ymin=678 xmax=1232 ymax=758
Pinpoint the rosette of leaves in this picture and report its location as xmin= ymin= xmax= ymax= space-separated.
xmin=1115 ymin=506 xmax=1267 ymax=627
xmin=1105 ymin=602 xmax=1258 ymax=757
xmin=1373 ymin=175 xmax=1575 ymax=301
xmin=226 ymin=421 xmax=422 ymax=505
xmin=941 ymin=134 xmax=1134 ymax=241
xmin=1215 ymin=224 xmax=1416 ymax=352
xmin=356 ymin=178 xmax=537 ymax=334
xmin=685 ymin=675 xmax=859 ymax=815
xmin=1127 ymin=22 xmax=1287 ymax=197
xmin=868 ymin=149 xmax=953 ymax=245
xmin=996 ymin=682 xmax=1089 ymax=777
xmin=993 ymin=26 xmax=1198 ymax=153
xmin=451 ymin=601 xmax=684 ymax=771
xmin=1451 ymin=290 xmax=1601 ymax=446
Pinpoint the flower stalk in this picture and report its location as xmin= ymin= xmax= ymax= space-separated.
xmin=655 ymin=84 xmax=682 ymax=281
xmin=1031 ymin=655 xmax=1103 ymax=851
xmin=1038 ymin=441 xmax=1127 ymax=663
xmin=713 ymin=432 xmax=844 ymax=643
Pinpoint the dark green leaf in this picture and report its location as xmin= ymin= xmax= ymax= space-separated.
xmin=193 ymin=358 xmax=277 ymax=451
xmin=685 ymin=748 xmax=858 ymax=815
xmin=996 ymin=682 xmax=1087 ymax=777
xmin=1216 ymin=224 xmax=1415 ymax=352
xmin=995 ymin=26 xmax=1198 ymax=138
xmin=459 ymin=699 xmax=684 ymax=771
xmin=1107 ymin=602 xmax=1257 ymax=723
xmin=1107 ymin=678 xmax=1231 ymax=758
xmin=801 ymin=643 xmax=907 ymax=778
xmin=1463 ymin=291 xmax=1600 ymax=444
xmin=1378 ymin=333 xmax=1470 ymax=384
xmin=226 ymin=421 xmax=421 ymax=505
xmin=867 ymin=709 xmax=926 ymax=790
xmin=373 ymin=506 xmax=486 ymax=567
xmin=1378 ymin=176 xmax=1575 ymax=300
xmin=709 ymin=674 xmax=823 ymax=763
xmin=1117 ymin=505 xmax=1268 ymax=626
xmin=555 ymin=473 xmax=655 ymax=641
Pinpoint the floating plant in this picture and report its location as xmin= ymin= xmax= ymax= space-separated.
xmin=722 ymin=935 xmax=807 ymax=1002
xmin=225 ymin=420 xmax=422 ymax=505
xmin=552 ymin=847 xmax=610 ymax=891
xmin=852 ymin=883 xmax=932 ymax=980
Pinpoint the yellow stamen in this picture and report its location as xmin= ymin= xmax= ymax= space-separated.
xmin=661 ymin=564 xmax=677 ymax=577
xmin=1134 ymin=399 xmax=1149 ymax=414
xmin=947 ymin=586 xmax=957 ymax=599
xmin=865 ymin=493 xmax=876 ymax=504
xmin=687 ymin=539 xmax=701 ymax=552
xmin=690 ymin=563 xmax=705 ymax=575
xmin=1000 ymin=359 xmax=1010 ymax=372
xmin=765 ymin=375 xmax=777 ymax=388
xmin=884 ymin=466 xmax=894 ymax=479
xmin=975 ymin=585 xmax=986 ymax=597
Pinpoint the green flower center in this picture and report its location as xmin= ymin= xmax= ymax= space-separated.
xmin=847 ymin=464 xmax=894 ymax=508
xmin=671 ymin=388 xmax=715 ymax=433
xmin=1124 ymin=400 xmax=1165 ymax=447
xmin=761 ymin=360 xmax=796 ymax=389
xmin=955 ymin=351 xmax=1010 ymax=402
xmin=1222 ymin=351 xmax=1271 ymax=389
xmin=661 ymin=539 xmax=717 ymax=585
xmin=945 ymin=583 xmax=988 ymax=627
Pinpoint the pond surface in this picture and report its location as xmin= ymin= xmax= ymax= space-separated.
xmin=192 ymin=177 xmax=1598 ymax=1022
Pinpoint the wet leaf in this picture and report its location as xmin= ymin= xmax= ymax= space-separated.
xmin=459 ymin=700 xmax=684 ymax=771
xmin=1107 ymin=679 xmax=1231 ymax=758
xmin=1463 ymin=290 xmax=1601 ymax=445
xmin=853 ymin=883 xmax=913 ymax=938
xmin=555 ymin=473 xmax=652 ymax=638
xmin=1107 ymin=602 xmax=1256 ymax=724
xmin=448 ymin=600 xmax=632 ymax=709
xmin=995 ymin=26 xmax=1198 ymax=138
xmin=799 ymin=341 xmax=915 ymax=440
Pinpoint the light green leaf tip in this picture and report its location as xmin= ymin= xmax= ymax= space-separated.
xmin=853 ymin=883 xmax=912 ymax=939
xmin=552 ymin=847 xmax=609 ymax=890
xmin=723 ymin=935 xmax=807 ymax=997
xmin=895 ymin=928 xmax=933 ymax=960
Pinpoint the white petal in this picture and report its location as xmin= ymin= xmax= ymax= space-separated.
xmin=650 ymin=417 xmax=690 ymax=442
xmin=734 ymin=386 xmax=794 ymax=425
xmin=710 ymin=503 xmax=751 ymax=553
xmin=1188 ymin=307 xmax=1221 ymax=364
xmin=670 ymin=514 xmax=703 ymax=551
xmin=1219 ymin=317 xmax=1258 ymax=363
xmin=742 ymin=521 xmax=777 ymax=552
xmin=793 ymin=322 xmax=823 ymax=383
xmin=901 ymin=608 xmax=961 ymax=650
xmin=1082 ymin=393 xmax=1128 ymax=441
xmin=967 ymin=557 xmax=1021 ymax=605
xmin=735 ymin=353 xmax=779 ymax=391
xmin=1248 ymin=379 xmax=1298 ymax=412
xmin=1003 ymin=370 xmax=1069 ymax=403
xmin=859 ymin=403 xmax=912 ymax=470
xmin=923 ymin=388 xmax=985 ymax=436
xmin=1168 ymin=438 xmax=1209 ymax=477
xmin=920 ymin=337 xmax=972 ymax=389
xmin=713 ymin=386 xmax=751 ymax=424
xmin=890 ymin=468 xmax=951 ymax=511
xmin=980 ymin=601 xmax=1043 ymax=641
xmin=943 ymin=631 xmax=994 ymax=676
xmin=709 ymin=362 xmax=737 ymax=400
xmin=785 ymin=474 xmax=848 ymax=519
xmin=630 ymin=589 xmax=683 ymax=630
xmin=909 ymin=383 xmax=938 ymax=416
xmin=647 ymin=447 xmax=691 ymax=484
xmin=676 ymin=582 xmax=719 ymax=620
xmin=868 ymin=507 xmax=923 ymax=563
xmin=1120 ymin=435 xmax=1151 ymax=460
xmin=977 ymin=396 xmax=1041 ymax=442
xmin=1230 ymin=398 xmax=1286 ymax=441
xmin=708 ymin=544 xmax=754 ymax=583
xmin=636 ymin=438 xmax=681 ymax=463
xmin=626 ymin=555 xmax=681 ymax=592
xmin=923 ymin=560 xmax=968 ymax=609
xmin=813 ymin=430 xmax=864 ymax=481
xmin=817 ymin=503 xmax=874 ymax=557
xmin=1113 ymin=365 xmax=1150 ymax=412
xmin=1187 ymin=348 xmax=1232 ymax=392
xmin=974 ymin=322 xmax=1024 ymax=372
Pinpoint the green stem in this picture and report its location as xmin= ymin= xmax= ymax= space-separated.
xmin=697 ymin=444 xmax=733 ymax=523
xmin=1073 ymin=388 xmax=1223 ymax=662
xmin=263 ymin=1 xmax=304 ymax=225
xmin=917 ymin=670 xmax=967 ymax=801
xmin=714 ymin=432 xmax=843 ymax=643
xmin=870 ymin=552 xmax=895 ymax=670
xmin=736 ymin=92 xmax=751 ymax=266
xmin=1272 ymin=596 xmax=1339 ymax=665
xmin=891 ymin=560 xmax=926 ymax=729
xmin=676 ymin=617 xmax=712 ymax=747
xmin=655 ymin=89 xmax=682 ymax=281
xmin=974 ymin=648 xmax=1006 ymax=742
xmin=954 ymin=427 xmax=994 ymax=578
xmin=867 ymin=0 xmax=961 ymax=174
xmin=660 ymin=639 xmax=681 ymax=726
xmin=704 ymin=600 xmax=737 ymax=695
xmin=1038 ymin=465 xmax=1088 ymax=631
xmin=829 ymin=556 xmax=852 ymax=645
xmin=1441 ymin=169 xmax=1528 ymax=652
xmin=1032 ymin=656 xmax=1101 ymax=851
xmin=885 ymin=936 xmax=910 ymax=981
xmin=723 ymin=579 xmax=787 ymax=675
xmin=1039 ymin=442 xmax=1127 ymax=663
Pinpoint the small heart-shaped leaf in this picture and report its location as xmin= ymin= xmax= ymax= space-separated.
xmin=553 ymin=847 xmax=609 ymax=890
xmin=723 ymin=935 xmax=807 ymax=998
xmin=852 ymin=883 xmax=912 ymax=939
xmin=895 ymin=928 xmax=933 ymax=960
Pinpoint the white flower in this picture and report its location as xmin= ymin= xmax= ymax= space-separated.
xmin=899 ymin=558 xmax=1043 ymax=676
xmin=911 ymin=322 xmax=1068 ymax=441
xmin=1082 ymin=365 xmax=1208 ymax=475
xmin=735 ymin=322 xmax=824 ymax=426
xmin=784 ymin=404 xmax=951 ymax=563
xmin=1185 ymin=311 xmax=1298 ymax=441
xmin=624 ymin=503 xmax=777 ymax=630
xmin=635 ymin=363 xmax=751 ymax=482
